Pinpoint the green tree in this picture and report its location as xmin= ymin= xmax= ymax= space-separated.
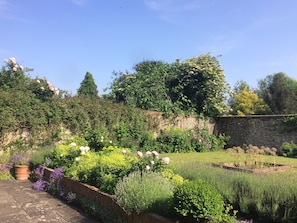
xmin=77 ymin=72 xmax=98 ymax=99
xmin=169 ymin=54 xmax=230 ymax=116
xmin=105 ymin=61 xmax=175 ymax=112
xmin=106 ymin=55 xmax=230 ymax=117
xmin=257 ymin=72 xmax=297 ymax=114
xmin=229 ymin=81 xmax=269 ymax=115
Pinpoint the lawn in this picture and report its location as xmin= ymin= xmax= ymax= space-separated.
xmin=167 ymin=150 xmax=297 ymax=223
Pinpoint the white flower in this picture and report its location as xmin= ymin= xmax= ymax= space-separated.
xmin=70 ymin=142 xmax=76 ymax=147
xmin=3 ymin=59 xmax=9 ymax=63
xmin=12 ymin=67 xmax=17 ymax=72
xmin=36 ymin=79 xmax=40 ymax=83
xmin=80 ymin=146 xmax=86 ymax=152
xmin=85 ymin=146 xmax=90 ymax=151
xmin=75 ymin=157 xmax=80 ymax=162
xmin=19 ymin=66 xmax=24 ymax=71
xmin=80 ymin=151 xmax=86 ymax=155
xmin=136 ymin=151 xmax=143 ymax=158
xmin=162 ymin=157 xmax=170 ymax=165
xmin=145 ymin=165 xmax=150 ymax=171
xmin=10 ymin=57 xmax=16 ymax=64
xmin=109 ymin=140 xmax=112 ymax=144
xmin=122 ymin=149 xmax=127 ymax=155
xmin=40 ymin=87 xmax=45 ymax=90
xmin=60 ymin=154 xmax=63 ymax=157
xmin=54 ymin=89 xmax=59 ymax=96
xmin=150 ymin=160 xmax=155 ymax=165
xmin=145 ymin=151 xmax=152 ymax=156
xmin=152 ymin=151 xmax=159 ymax=157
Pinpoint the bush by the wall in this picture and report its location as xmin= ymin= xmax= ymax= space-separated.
xmin=154 ymin=128 xmax=229 ymax=153
xmin=280 ymin=142 xmax=297 ymax=158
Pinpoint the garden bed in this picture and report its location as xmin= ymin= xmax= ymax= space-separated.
xmin=212 ymin=162 xmax=292 ymax=174
xmin=42 ymin=167 xmax=175 ymax=223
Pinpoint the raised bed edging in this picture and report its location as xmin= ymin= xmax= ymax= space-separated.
xmin=212 ymin=162 xmax=293 ymax=174
xmin=43 ymin=167 xmax=175 ymax=223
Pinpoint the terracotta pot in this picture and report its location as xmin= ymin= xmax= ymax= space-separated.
xmin=14 ymin=165 xmax=30 ymax=180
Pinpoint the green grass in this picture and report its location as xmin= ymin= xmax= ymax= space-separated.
xmin=166 ymin=150 xmax=297 ymax=223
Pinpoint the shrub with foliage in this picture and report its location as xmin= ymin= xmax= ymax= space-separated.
xmin=155 ymin=127 xmax=229 ymax=153
xmin=115 ymin=171 xmax=174 ymax=215
xmin=280 ymin=142 xmax=297 ymax=158
xmin=173 ymin=179 xmax=226 ymax=223
xmin=86 ymin=146 xmax=135 ymax=194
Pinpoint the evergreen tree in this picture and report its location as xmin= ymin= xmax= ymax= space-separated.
xmin=77 ymin=72 xmax=98 ymax=98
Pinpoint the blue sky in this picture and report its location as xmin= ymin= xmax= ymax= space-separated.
xmin=1 ymin=0 xmax=297 ymax=95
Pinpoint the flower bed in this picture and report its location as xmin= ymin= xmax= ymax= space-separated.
xmin=42 ymin=167 xmax=175 ymax=223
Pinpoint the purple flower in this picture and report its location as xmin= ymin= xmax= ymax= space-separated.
xmin=66 ymin=192 xmax=76 ymax=203
xmin=0 ymin=162 xmax=13 ymax=171
xmin=51 ymin=167 xmax=63 ymax=180
xmin=33 ymin=180 xmax=46 ymax=191
xmin=34 ymin=164 xmax=45 ymax=179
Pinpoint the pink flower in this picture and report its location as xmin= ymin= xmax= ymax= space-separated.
xmin=19 ymin=66 xmax=24 ymax=71
xmin=136 ymin=151 xmax=143 ymax=158
xmin=162 ymin=157 xmax=170 ymax=165
xmin=3 ymin=59 xmax=9 ymax=63
xmin=12 ymin=67 xmax=17 ymax=72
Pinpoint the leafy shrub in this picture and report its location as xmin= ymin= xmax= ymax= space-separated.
xmin=129 ymin=150 xmax=170 ymax=173
xmin=83 ymin=127 xmax=110 ymax=151
xmin=115 ymin=171 xmax=174 ymax=215
xmin=280 ymin=142 xmax=297 ymax=158
xmin=66 ymin=151 xmax=101 ymax=182
xmin=156 ymin=127 xmax=194 ymax=153
xmin=161 ymin=169 xmax=185 ymax=187
xmin=88 ymin=146 xmax=135 ymax=194
xmin=173 ymin=179 xmax=225 ymax=222
xmin=155 ymin=128 xmax=229 ymax=153
xmin=45 ymin=144 xmax=81 ymax=170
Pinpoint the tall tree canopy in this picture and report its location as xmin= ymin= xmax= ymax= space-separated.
xmin=105 ymin=54 xmax=230 ymax=117
xmin=77 ymin=72 xmax=99 ymax=99
xmin=228 ymin=81 xmax=269 ymax=115
xmin=257 ymin=72 xmax=297 ymax=114
xmin=169 ymin=55 xmax=230 ymax=116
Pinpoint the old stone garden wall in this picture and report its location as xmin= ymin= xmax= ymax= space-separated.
xmin=215 ymin=115 xmax=297 ymax=149
xmin=151 ymin=112 xmax=297 ymax=149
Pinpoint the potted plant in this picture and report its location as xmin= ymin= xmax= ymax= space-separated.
xmin=10 ymin=152 xmax=31 ymax=180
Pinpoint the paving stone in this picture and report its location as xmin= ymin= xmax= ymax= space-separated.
xmin=0 ymin=180 xmax=99 ymax=223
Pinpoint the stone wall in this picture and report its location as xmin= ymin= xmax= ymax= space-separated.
xmin=147 ymin=111 xmax=215 ymax=134
xmin=215 ymin=115 xmax=297 ymax=149
xmin=149 ymin=112 xmax=297 ymax=150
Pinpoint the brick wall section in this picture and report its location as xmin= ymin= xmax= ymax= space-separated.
xmin=215 ymin=115 xmax=297 ymax=149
